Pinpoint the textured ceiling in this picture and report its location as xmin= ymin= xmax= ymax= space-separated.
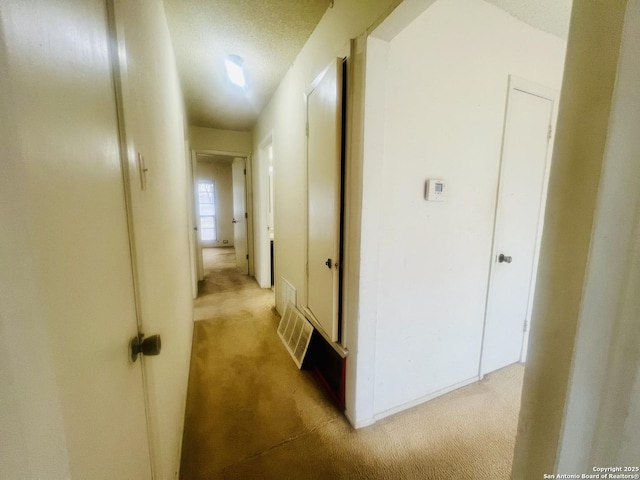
xmin=485 ymin=0 xmax=572 ymax=39
xmin=163 ymin=0 xmax=331 ymax=131
xmin=165 ymin=0 xmax=570 ymax=132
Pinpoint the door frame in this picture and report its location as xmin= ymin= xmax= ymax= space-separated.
xmin=190 ymin=148 xmax=254 ymax=282
xmin=257 ymin=132 xmax=275 ymax=289
xmin=480 ymin=75 xmax=558 ymax=377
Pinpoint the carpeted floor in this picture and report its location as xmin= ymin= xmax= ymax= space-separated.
xmin=180 ymin=247 xmax=523 ymax=479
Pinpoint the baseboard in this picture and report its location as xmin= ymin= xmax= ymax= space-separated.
xmin=344 ymin=409 xmax=376 ymax=429
xmin=372 ymin=375 xmax=481 ymax=423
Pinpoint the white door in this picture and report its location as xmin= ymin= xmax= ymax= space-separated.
xmin=306 ymin=59 xmax=343 ymax=342
xmin=482 ymin=78 xmax=556 ymax=375
xmin=1 ymin=0 xmax=153 ymax=477
xmin=187 ymin=150 xmax=202 ymax=293
xmin=232 ymin=157 xmax=249 ymax=274
xmin=267 ymin=146 xmax=275 ymax=287
xmin=193 ymin=154 xmax=205 ymax=281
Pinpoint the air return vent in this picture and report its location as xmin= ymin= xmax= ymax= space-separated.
xmin=277 ymin=302 xmax=314 ymax=369
xmin=279 ymin=277 xmax=297 ymax=310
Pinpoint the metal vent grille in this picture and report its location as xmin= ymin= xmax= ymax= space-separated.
xmin=277 ymin=302 xmax=314 ymax=369
xmin=279 ymin=277 xmax=297 ymax=311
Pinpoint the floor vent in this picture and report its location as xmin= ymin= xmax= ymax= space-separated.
xmin=277 ymin=302 xmax=314 ymax=369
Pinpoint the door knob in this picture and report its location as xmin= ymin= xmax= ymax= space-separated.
xmin=232 ymin=219 xmax=238 ymax=224
xmin=130 ymin=333 xmax=162 ymax=362
xmin=325 ymin=258 xmax=332 ymax=269
xmin=498 ymin=254 xmax=512 ymax=263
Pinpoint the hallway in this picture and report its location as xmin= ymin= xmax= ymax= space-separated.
xmin=180 ymin=248 xmax=524 ymax=479
xmin=4 ymin=1 xmax=640 ymax=478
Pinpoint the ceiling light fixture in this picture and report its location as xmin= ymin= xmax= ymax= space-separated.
xmin=225 ymin=54 xmax=246 ymax=88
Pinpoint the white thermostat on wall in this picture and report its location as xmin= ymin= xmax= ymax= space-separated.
xmin=425 ymin=179 xmax=447 ymax=201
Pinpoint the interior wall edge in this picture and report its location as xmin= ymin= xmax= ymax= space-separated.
xmin=511 ymin=0 xmax=628 ymax=476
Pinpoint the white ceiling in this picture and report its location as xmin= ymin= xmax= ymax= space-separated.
xmin=485 ymin=0 xmax=572 ymax=39
xmin=163 ymin=0 xmax=331 ymax=131
xmin=164 ymin=0 xmax=571 ymax=132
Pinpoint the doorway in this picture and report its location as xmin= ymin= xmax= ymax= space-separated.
xmin=258 ymin=134 xmax=276 ymax=289
xmin=193 ymin=153 xmax=251 ymax=279
xmin=481 ymin=76 xmax=557 ymax=375
xmin=267 ymin=146 xmax=275 ymax=287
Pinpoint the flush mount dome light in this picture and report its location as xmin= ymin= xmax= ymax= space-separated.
xmin=225 ymin=54 xmax=246 ymax=88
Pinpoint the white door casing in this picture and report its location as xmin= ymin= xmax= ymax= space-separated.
xmin=305 ymin=58 xmax=343 ymax=342
xmin=481 ymin=76 xmax=556 ymax=375
xmin=257 ymin=135 xmax=274 ymax=289
xmin=232 ymin=157 xmax=249 ymax=274
xmin=267 ymin=144 xmax=275 ymax=287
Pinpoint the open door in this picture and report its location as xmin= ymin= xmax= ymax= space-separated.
xmin=186 ymin=145 xmax=199 ymax=297
xmin=305 ymin=58 xmax=344 ymax=342
xmin=192 ymin=151 xmax=205 ymax=284
xmin=232 ymin=157 xmax=249 ymax=274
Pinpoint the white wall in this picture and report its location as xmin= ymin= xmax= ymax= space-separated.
xmin=252 ymin=0 xmax=398 ymax=310
xmin=112 ymin=0 xmax=194 ymax=476
xmin=357 ymin=0 xmax=566 ymax=421
xmin=189 ymin=126 xmax=252 ymax=154
xmin=196 ymin=159 xmax=235 ymax=246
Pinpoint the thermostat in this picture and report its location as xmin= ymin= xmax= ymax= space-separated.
xmin=425 ymin=179 xmax=447 ymax=201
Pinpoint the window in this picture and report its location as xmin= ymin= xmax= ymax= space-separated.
xmin=198 ymin=182 xmax=216 ymax=242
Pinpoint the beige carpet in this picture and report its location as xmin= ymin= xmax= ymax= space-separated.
xmin=180 ymin=247 xmax=522 ymax=479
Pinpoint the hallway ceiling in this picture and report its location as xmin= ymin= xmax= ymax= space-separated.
xmin=485 ymin=0 xmax=572 ymax=39
xmin=164 ymin=0 xmax=571 ymax=132
xmin=163 ymin=0 xmax=331 ymax=131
